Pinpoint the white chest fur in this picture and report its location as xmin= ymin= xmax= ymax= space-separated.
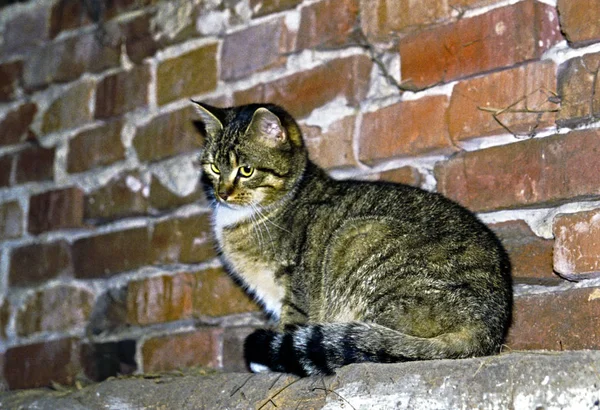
xmin=212 ymin=205 xmax=284 ymax=318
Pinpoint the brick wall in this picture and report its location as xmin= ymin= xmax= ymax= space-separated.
xmin=0 ymin=0 xmax=599 ymax=390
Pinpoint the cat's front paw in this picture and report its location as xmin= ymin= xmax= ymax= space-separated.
xmin=244 ymin=329 xmax=277 ymax=373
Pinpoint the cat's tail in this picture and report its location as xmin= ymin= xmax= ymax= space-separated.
xmin=244 ymin=322 xmax=498 ymax=376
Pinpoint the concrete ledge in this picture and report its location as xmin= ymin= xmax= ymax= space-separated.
xmin=2 ymin=351 xmax=599 ymax=409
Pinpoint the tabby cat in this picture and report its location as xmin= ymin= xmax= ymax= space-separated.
xmin=193 ymin=101 xmax=512 ymax=377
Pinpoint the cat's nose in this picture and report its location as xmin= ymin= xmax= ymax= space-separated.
xmin=218 ymin=190 xmax=230 ymax=201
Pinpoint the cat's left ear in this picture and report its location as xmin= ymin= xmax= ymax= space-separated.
xmin=247 ymin=108 xmax=287 ymax=146
xmin=192 ymin=100 xmax=224 ymax=138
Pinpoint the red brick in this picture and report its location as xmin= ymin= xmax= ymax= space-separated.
xmin=14 ymin=146 xmax=55 ymax=184
xmin=72 ymin=227 xmax=152 ymax=279
xmin=127 ymin=272 xmax=195 ymax=325
xmin=0 ymin=299 xmax=10 ymax=339
xmin=221 ymin=18 xmax=290 ymax=81
xmin=49 ymin=0 xmax=92 ymax=38
xmin=377 ymin=166 xmax=422 ymax=187
xmin=141 ymin=328 xmax=223 ymax=372
xmin=557 ymin=52 xmax=600 ymax=127
xmin=0 ymin=102 xmax=37 ymax=147
xmin=149 ymin=175 xmax=205 ymax=211
xmin=151 ymin=213 xmax=216 ymax=264
xmin=23 ymin=32 xmax=121 ymax=91
xmin=9 ymin=240 xmax=73 ymax=286
xmin=398 ymin=0 xmax=562 ymax=89
xmin=41 ymin=79 xmax=95 ymax=134
xmin=506 ymin=287 xmax=600 ymax=351
xmin=448 ymin=61 xmax=558 ymax=142
xmin=156 ymin=43 xmax=218 ymax=106
xmin=28 ymin=187 xmax=85 ymax=234
xmin=0 ymin=201 xmax=22 ymax=240
xmin=133 ymin=106 xmax=201 ymax=163
xmin=4 ymin=338 xmax=82 ymax=389
xmin=302 ymin=115 xmax=358 ymax=169
xmin=192 ymin=267 xmax=259 ymax=317
xmin=553 ymin=210 xmax=600 ymax=280
xmin=0 ymin=60 xmax=23 ymax=102
xmin=85 ymin=172 xmax=150 ymax=222
xmin=490 ymin=220 xmax=557 ymax=285
xmin=435 ymin=129 xmax=600 ymax=212
xmin=250 ymin=0 xmax=302 ymax=17
xmin=0 ymin=156 xmax=11 ymax=187
xmin=95 ymin=65 xmax=151 ymax=119
xmin=67 ymin=119 xmax=126 ymax=173
xmin=557 ymin=0 xmax=600 ymax=46
xmin=296 ymin=0 xmax=359 ymax=50
xmin=16 ymin=285 xmax=94 ymax=337
xmin=359 ymin=96 xmax=451 ymax=164
xmin=234 ymin=55 xmax=372 ymax=118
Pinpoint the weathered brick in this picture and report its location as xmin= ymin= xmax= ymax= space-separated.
xmin=250 ymin=0 xmax=302 ymax=17
xmin=302 ymin=115 xmax=357 ymax=169
xmin=0 ymin=156 xmax=11 ymax=187
xmin=156 ymin=43 xmax=218 ymax=106
xmin=149 ymin=175 xmax=205 ymax=211
xmin=16 ymin=285 xmax=94 ymax=337
xmin=95 ymin=65 xmax=151 ymax=119
xmin=2 ymin=5 xmax=50 ymax=56
xmin=28 ymin=187 xmax=85 ymax=235
xmin=41 ymin=79 xmax=95 ymax=134
xmin=557 ymin=52 xmax=600 ymax=127
xmin=87 ymin=287 xmax=128 ymax=336
xmin=9 ymin=241 xmax=73 ymax=286
xmin=553 ymin=210 xmax=600 ymax=280
xmin=151 ymin=213 xmax=216 ymax=264
xmin=359 ymin=96 xmax=451 ymax=164
xmin=49 ymin=0 xmax=91 ymax=38
xmin=142 ymin=328 xmax=223 ymax=372
xmin=72 ymin=227 xmax=152 ymax=279
xmin=221 ymin=18 xmax=289 ymax=81
xmin=85 ymin=172 xmax=150 ymax=222
xmin=0 ymin=102 xmax=37 ymax=147
xmin=0 ymin=201 xmax=23 ymax=240
xmin=490 ymin=220 xmax=556 ymax=285
xmin=23 ymin=32 xmax=121 ymax=90
xmin=234 ymin=55 xmax=372 ymax=118
xmin=296 ymin=0 xmax=359 ymax=50
xmin=133 ymin=106 xmax=201 ymax=163
xmin=435 ymin=129 xmax=600 ymax=212
xmin=14 ymin=145 xmax=55 ymax=184
xmin=0 ymin=60 xmax=23 ymax=102
xmin=67 ymin=119 xmax=126 ymax=173
xmin=223 ymin=327 xmax=259 ymax=372
xmin=506 ymin=287 xmax=600 ymax=351
xmin=448 ymin=61 xmax=558 ymax=142
xmin=4 ymin=337 xmax=82 ymax=389
xmin=120 ymin=11 xmax=159 ymax=64
xmin=0 ymin=299 xmax=9 ymax=339
xmin=192 ymin=267 xmax=259 ymax=317
xmin=398 ymin=0 xmax=562 ymax=89
xmin=127 ymin=272 xmax=195 ymax=325
xmin=557 ymin=0 xmax=600 ymax=46
xmin=377 ymin=166 xmax=422 ymax=187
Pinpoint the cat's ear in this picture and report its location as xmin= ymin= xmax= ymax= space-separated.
xmin=247 ymin=107 xmax=287 ymax=146
xmin=192 ymin=100 xmax=224 ymax=138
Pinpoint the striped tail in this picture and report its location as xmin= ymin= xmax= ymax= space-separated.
xmin=244 ymin=322 xmax=496 ymax=376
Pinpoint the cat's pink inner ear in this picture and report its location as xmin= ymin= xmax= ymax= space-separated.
xmin=252 ymin=108 xmax=286 ymax=143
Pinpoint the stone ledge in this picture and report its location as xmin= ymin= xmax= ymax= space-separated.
xmin=2 ymin=351 xmax=599 ymax=409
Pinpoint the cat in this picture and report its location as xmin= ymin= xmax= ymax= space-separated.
xmin=193 ymin=101 xmax=512 ymax=377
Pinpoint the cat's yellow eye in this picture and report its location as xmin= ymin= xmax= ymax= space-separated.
xmin=238 ymin=166 xmax=254 ymax=178
xmin=210 ymin=163 xmax=220 ymax=174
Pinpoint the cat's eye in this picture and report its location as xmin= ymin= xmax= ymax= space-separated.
xmin=238 ymin=166 xmax=254 ymax=178
xmin=210 ymin=163 xmax=220 ymax=174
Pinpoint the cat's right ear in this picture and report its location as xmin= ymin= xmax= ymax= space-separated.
xmin=192 ymin=100 xmax=224 ymax=138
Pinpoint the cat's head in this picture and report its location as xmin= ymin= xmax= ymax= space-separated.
xmin=193 ymin=102 xmax=308 ymax=209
